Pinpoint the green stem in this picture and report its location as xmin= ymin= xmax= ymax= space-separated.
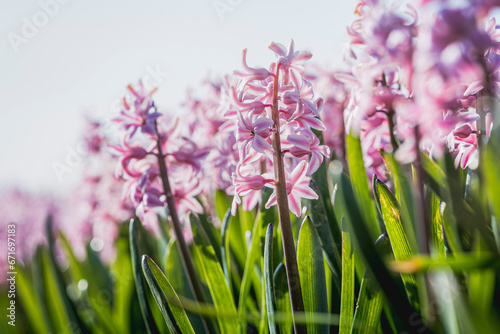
xmin=387 ymin=109 xmax=399 ymax=151
xmin=270 ymin=66 xmax=307 ymax=334
xmin=154 ymin=122 xmax=211 ymax=333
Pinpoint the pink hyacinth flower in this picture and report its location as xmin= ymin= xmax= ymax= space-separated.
xmin=269 ymin=40 xmax=312 ymax=84
xmin=264 ymin=160 xmax=318 ymax=217
xmin=234 ymin=49 xmax=273 ymax=89
xmin=230 ymin=164 xmax=274 ymax=215
xmin=236 ymin=110 xmax=274 ymax=162
xmin=287 ymin=128 xmax=331 ymax=175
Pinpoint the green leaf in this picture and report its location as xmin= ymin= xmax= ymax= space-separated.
xmin=220 ymin=209 xmax=232 ymax=291
xmin=44 ymin=217 xmax=86 ymax=333
xmin=339 ymin=220 xmax=355 ymax=334
xmin=130 ymin=219 xmax=160 ymax=334
xmin=142 ymin=255 xmax=195 ymax=334
xmin=307 ymin=180 xmax=342 ymax=293
xmin=331 ymin=172 xmax=427 ymax=333
xmin=166 ymin=239 xmax=206 ymax=333
xmin=40 ymin=248 xmax=76 ymax=334
xmin=375 ymin=180 xmax=420 ymax=310
xmin=346 ymin=133 xmax=379 ymax=239
xmin=237 ymin=208 xmax=263 ymax=330
xmin=483 ymin=143 xmax=500 ymax=229
xmin=382 ymin=152 xmax=418 ymax=253
xmin=264 ymin=223 xmax=278 ymax=334
xmin=429 ymin=191 xmax=446 ymax=258
xmin=351 ymin=235 xmax=389 ymax=334
xmin=274 ymin=263 xmax=293 ymax=334
xmin=297 ymin=216 xmax=329 ymax=334
xmin=469 ymin=233 xmax=495 ymax=315
xmin=311 ymin=131 xmax=342 ymax=251
xmin=191 ymin=215 xmax=241 ymax=333
xmin=420 ymin=151 xmax=447 ymax=191
xmin=112 ymin=229 xmax=135 ymax=333
xmin=16 ymin=266 xmax=51 ymax=334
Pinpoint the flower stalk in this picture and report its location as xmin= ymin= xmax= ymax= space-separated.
xmin=154 ymin=121 xmax=210 ymax=332
xmin=270 ymin=65 xmax=307 ymax=334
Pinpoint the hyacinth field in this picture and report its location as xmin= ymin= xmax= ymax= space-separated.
xmin=4 ymin=0 xmax=500 ymax=333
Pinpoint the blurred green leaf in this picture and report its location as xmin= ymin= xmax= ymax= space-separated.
xmin=45 ymin=218 xmax=87 ymax=333
xmin=142 ymin=255 xmax=195 ymax=334
xmin=191 ymin=215 xmax=241 ymax=333
xmin=389 ymin=253 xmax=499 ymax=273
xmin=429 ymin=191 xmax=446 ymax=258
xmin=297 ymin=216 xmax=329 ymax=334
xmin=483 ymin=143 xmax=500 ymax=231
xmin=130 ymin=219 xmax=160 ymax=334
xmin=112 ymin=229 xmax=135 ymax=333
xmin=346 ymin=133 xmax=379 ymax=239
xmin=420 ymin=152 xmax=447 ymax=191
xmin=382 ymin=152 xmax=419 ymax=252
xmin=339 ymin=220 xmax=355 ymax=334
xmin=307 ymin=180 xmax=342 ymax=294
xmin=375 ymin=180 xmax=420 ymax=310
xmin=16 ymin=266 xmax=51 ymax=334
xmin=41 ymin=248 xmax=76 ymax=334
xmin=469 ymin=233 xmax=495 ymax=315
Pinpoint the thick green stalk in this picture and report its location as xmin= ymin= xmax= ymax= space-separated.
xmin=270 ymin=65 xmax=307 ymax=334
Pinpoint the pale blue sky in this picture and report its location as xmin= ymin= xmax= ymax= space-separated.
xmin=0 ymin=0 xmax=354 ymax=192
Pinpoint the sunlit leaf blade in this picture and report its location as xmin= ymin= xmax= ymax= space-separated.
xmin=351 ymin=234 xmax=390 ymax=334
xmin=339 ymin=220 xmax=354 ymax=334
xmin=382 ymin=152 xmax=419 ymax=252
xmin=142 ymin=255 xmax=195 ymax=334
xmin=264 ymin=223 xmax=279 ymax=334
xmin=16 ymin=266 xmax=51 ymax=334
xmin=190 ymin=215 xmax=241 ymax=333
xmin=130 ymin=219 xmax=160 ymax=334
xmin=336 ymin=170 xmax=428 ymax=334
xmin=297 ymin=216 xmax=329 ymax=334
xmin=346 ymin=133 xmax=379 ymax=239
xmin=274 ymin=263 xmax=293 ymax=334
xmin=429 ymin=191 xmax=446 ymax=258
xmin=307 ymin=180 xmax=342 ymax=293
xmin=375 ymin=180 xmax=420 ymax=310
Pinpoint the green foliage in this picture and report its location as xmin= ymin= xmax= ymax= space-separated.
xmin=11 ymin=133 xmax=500 ymax=334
